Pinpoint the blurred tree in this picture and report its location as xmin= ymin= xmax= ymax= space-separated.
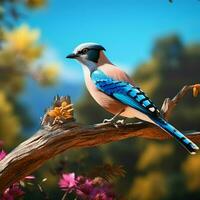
xmin=133 ymin=35 xmax=200 ymax=131
xmin=152 ymin=35 xmax=184 ymax=69
xmin=129 ymin=172 xmax=167 ymax=200
xmin=26 ymin=0 xmax=46 ymax=9
xmin=182 ymin=155 xmax=200 ymax=191
xmin=0 ymin=2 xmax=59 ymax=148
xmin=0 ymin=0 xmax=46 ymax=29
xmin=0 ymin=90 xmax=20 ymax=145
xmin=136 ymin=143 xmax=174 ymax=171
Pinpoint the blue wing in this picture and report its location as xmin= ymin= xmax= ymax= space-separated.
xmin=91 ymin=69 xmax=160 ymax=117
xmin=90 ymin=70 xmax=199 ymax=154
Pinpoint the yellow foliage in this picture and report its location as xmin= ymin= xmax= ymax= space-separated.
xmin=0 ymin=49 xmax=25 ymax=93
xmin=182 ymin=154 xmax=200 ymax=191
xmin=0 ymin=91 xmax=21 ymax=146
xmin=136 ymin=59 xmax=159 ymax=77
xmin=139 ymin=76 xmax=160 ymax=96
xmin=0 ymin=24 xmax=59 ymax=146
xmin=133 ymin=59 xmax=161 ymax=96
xmin=0 ymin=28 xmax=5 ymax=41
xmin=26 ymin=0 xmax=46 ymax=8
xmin=6 ymin=24 xmax=43 ymax=60
xmin=137 ymin=143 xmax=173 ymax=170
xmin=0 ymin=91 xmax=12 ymax=114
xmin=25 ymin=45 xmax=43 ymax=60
xmin=38 ymin=63 xmax=59 ymax=85
xmin=129 ymin=172 xmax=167 ymax=200
xmin=8 ymin=75 xmax=25 ymax=94
xmin=6 ymin=24 xmax=40 ymax=50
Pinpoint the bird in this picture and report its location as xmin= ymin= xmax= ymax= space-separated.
xmin=66 ymin=42 xmax=199 ymax=154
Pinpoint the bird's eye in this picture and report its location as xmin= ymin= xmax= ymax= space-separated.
xmin=81 ymin=48 xmax=89 ymax=54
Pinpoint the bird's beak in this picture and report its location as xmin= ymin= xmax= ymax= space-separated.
xmin=66 ymin=53 xmax=78 ymax=59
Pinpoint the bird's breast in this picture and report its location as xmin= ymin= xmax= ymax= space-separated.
xmin=83 ymin=66 xmax=126 ymax=115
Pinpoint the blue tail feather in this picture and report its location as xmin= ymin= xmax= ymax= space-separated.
xmin=152 ymin=117 xmax=199 ymax=154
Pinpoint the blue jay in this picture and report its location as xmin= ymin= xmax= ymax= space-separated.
xmin=67 ymin=42 xmax=199 ymax=154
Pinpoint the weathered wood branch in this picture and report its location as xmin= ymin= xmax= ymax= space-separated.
xmin=161 ymin=84 xmax=200 ymax=120
xmin=0 ymin=85 xmax=199 ymax=192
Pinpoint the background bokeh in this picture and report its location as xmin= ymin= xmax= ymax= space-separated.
xmin=1 ymin=0 xmax=200 ymax=199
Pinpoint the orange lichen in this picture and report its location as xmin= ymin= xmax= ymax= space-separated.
xmin=46 ymin=97 xmax=74 ymax=125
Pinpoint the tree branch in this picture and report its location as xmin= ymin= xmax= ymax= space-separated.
xmin=161 ymin=84 xmax=200 ymax=120
xmin=0 ymin=85 xmax=200 ymax=192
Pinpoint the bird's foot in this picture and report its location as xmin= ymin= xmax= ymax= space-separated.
xmin=102 ymin=109 xmax=125 ymax=127
xmin=116 ymin=119 xmax=127 ymax=126
xmin=103 ymin=118 xmax=115 ymax=124
xmin=103 ymin=118 xmax=118 ymax=128
xmin=103 ymin=118 xmax=126 ymax=128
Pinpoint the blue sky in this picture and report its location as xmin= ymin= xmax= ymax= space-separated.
xmin=21 ymin=0 xmax=200 ymax=82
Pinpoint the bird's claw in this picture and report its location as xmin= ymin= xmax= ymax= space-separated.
xmin=103 ymin=118 xmax=126 ymax=128
xmin=116 ymin=119 xmax=126 ymax=126
xmin=103 ymin=118 xmax=118 ymax=128
xmin=103 ymin=118 xmax=113 ymax=124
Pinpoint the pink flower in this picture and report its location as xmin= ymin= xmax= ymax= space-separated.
xmin=76 ymin=178 xmax=93 ymax=199
xmin=0 ymin=150 xmax=6 ymax=161
xmin=0 ymin=142 xmax=35 ymax=200
xmin=78 ymin=178 xmax=93 ymax=194
xmin=58 ymin=173 xmax=116 ymax=199
xmin=59 ymin=173 xmax=77 ymax=191
xmin=89 ymin=186 xmax=115 ymax=200
xmin=24 ymin=175 xmax=35 ymax=180
xmin=90 ymin=188 xmax=107 ymax=200
xmin=76 ymin=177 xmax=115 ymax=200
xmin=2 ymin=183 xmax=24 ymax=200
xmin=1 ymin=176 xmax=35 ymax=199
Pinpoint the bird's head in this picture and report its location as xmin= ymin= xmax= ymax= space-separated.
xmin=66 ymin=43 xmax=106 ymax=66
